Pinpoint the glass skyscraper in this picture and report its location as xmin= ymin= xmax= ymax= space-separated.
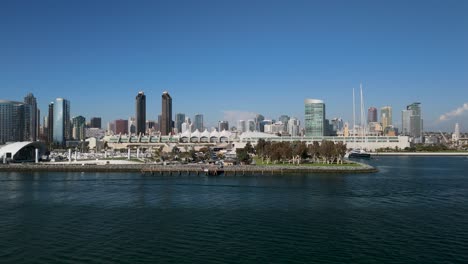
xmin=194 ymin=114 xmax=204 ymax=131
xmin=161 ymin=91 xmax=172 ymax=135
xmin=53 ymin=98 xmax=70 ymax=145
xmin=0 ymin=100 xmax=30 ymax=143
xmin=135 ymin=92 xmax=146 ymax=135
xmin=305 ymin=99 xmax=326 ymax=137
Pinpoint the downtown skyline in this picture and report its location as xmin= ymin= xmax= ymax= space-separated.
xmin=1 ymin=0 xmax=467 ymax=131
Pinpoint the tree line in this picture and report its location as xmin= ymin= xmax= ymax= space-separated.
xmin=237 ymin=139 xmax=347 ymax=165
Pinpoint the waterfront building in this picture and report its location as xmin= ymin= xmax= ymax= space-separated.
xmin=218 ymin=121 xmax=229 ymax=132
xmin=47 ymin=102 xmax=54 ymax=144
xmin=90 ymin=117 xmax=101 ymax=129
xmin=135 ymin=92 xmax=146 ymax=135
xmin=305 ymin=99 xmax=326 ymax=137
xmin=237 ymin=120 xmax=246 ymax=133
xmin=288 ymin=118 xmax=300 ymax=136
xmin=401 ymin=109 xmax=411 ymax=136
xmin=52 ymin=98 xmax=71 ymax=145
xmin=452 ymin=123 xmax=460 ymax=142
xmin=367 ymin=107 xmax=377 ymax=124
xmin=72 ymin=116 xmax=86 ymax=140
xmin=128 ymin=117 xmax=136 ymax=135
xmin=255 ymin=114 xmax=265 ymax=132
xmin=194 ymin=114 xmax=204 ymax=132
xmin=161 ymin=91 xmax=172 ymax=135
xmin=24 ymin=93 xmax=38 ymax=141
xmin=381 ymin=106 xmax=392 ymax=129
xmin=115 ymin=119 xmax=129 ymax=135
xmin=175 ymin=113 xmax=185 ymax=134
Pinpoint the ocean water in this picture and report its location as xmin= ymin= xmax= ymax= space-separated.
xmin=0 ymin=156 xmax=467 ymax=263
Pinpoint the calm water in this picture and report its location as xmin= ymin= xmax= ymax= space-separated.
xmin=1 ymin=157 xmax=468 ymax=263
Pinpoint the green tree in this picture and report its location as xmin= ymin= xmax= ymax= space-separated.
xmin=236 ymin=148 xmax=251 ymax=164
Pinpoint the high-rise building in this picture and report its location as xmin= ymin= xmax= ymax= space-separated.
xmin=47 ymin=102 xmax=54 ymax=144
xmin=330 ymin=118 xmax=344 ymax=133
xmin=128 ymin=117 xmax=136 ymax=135
xmin=53 ymin=98 xmax=71 ymax=145
xmin=237 ymin=120 xmax=246 ymax=133
xmin=161 ymin=91 xmax=172 ymax=135
xmin=278 ymin=115 xmax=290 ymax=125
xmin=135 ymin=92 xmax=146 ymax=135
xmin=367 ymin=107 xmax=377 ymax=124
xmin=218 ymin=121 xmax=229 ymax=131
xmin=115 ymin=119 xmax=129 ymax=135
xmin=381 ymin=106 xmax=392 ymax=129
xmin=90 ymin=117 xmax=102 ymax=129
xmin=72 ymin=116 xmax=86 ymax=140
xmin=288 ymin=118 xmax=300 ymax=136
xmin=453 ymin=123 xmax=460 ymax=142
xmin=305 ymin=99 xmax=326 ymax=137
xmin=0 ymin=100 xmax=31 ymax=143
xmin=175 ymin=113 xmax=185 ymax=134
xmin=247 ymin=119 xmax=256 ymax=132
xmin=24 ymin=93 xmax=38 ymax=141
xmin=255 ymin=114 xmax=265 ymax=132
xmin=107 ymin=121 xmax=116 ymax=135
xmin=194 ymin=114 xmax=204 ymax=131
xmin=181 ymin=117 xmax=192 ymax=133
xmin=407 ymin=102 xmax=423 ymax=139
xmin=401 ymin=109 xmax=411 ymax=136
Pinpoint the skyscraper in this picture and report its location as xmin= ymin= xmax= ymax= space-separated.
xmin=194 ymin=114 xmax=204 ymax=131
xmin=381 ymin=106 xmax=392 ymax=129
xmin=401 ymin=109 xmax=411 ymax=136
xmin=407 ymin=102 xmax=423 ymax=139
xmin=47 ymin=102 xmax=54 ymax=144
xmin=90 ymin=117 xmax=102 ymax=129
xmin=255 ymin=114 xmax=265 ymax=132
xmin=288 ymin=118 xmax=300 ymax=136
xmin=135 ymin=92 xmax=146 ymax=135
xmin=128 ymin=117 xmax=136 ymax=135
xmin=24 ymin=93 xmax=38 ymax=141
xmin=72 ymin=116 xmax=86 ymax=140
xmin=175 ymin=113 xmax=185 ymax=134
xmin=53 ymin=98 xmax=71 ymax=145
xmin=367 ymin=107 xmax=377 ymax=124
xmin=0 ymin=100 xmax=31 ymax=143
xmin=161 ymin=91 xmax=172 ymax=135
xmin=237 ymin=120 xmax=246 ymax=133
xmin=305 ymin=99 xmax=326 ymax=137
xmin=218 ymin=121 xmax=229 ymax=131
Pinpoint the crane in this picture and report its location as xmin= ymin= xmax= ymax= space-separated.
xmin=439 ymin=131 xmax=449 ymax=144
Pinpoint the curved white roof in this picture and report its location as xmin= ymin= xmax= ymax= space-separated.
xmin=0 ymin=141 xmax=46 ymax=160
xmin=191 ymin=129 xmax=201 ymax=138
xmin=210 ymin=130 xmax=220 ymax=138
xmin=219 ymin=129 xmax=232 ymax=138
xmin=200 ymin=129 xmax=210 ymax=138
xmin=181 ymin=130 xmax=191 ymax=138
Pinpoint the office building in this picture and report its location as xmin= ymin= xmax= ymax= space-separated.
xmin=401 ymin=109 xmax=411 ymax=136
xmin=135 ymin=92 xmax=146 ymax=135
xmin=278 ymin=115 xmax=290 ymax=127
xmin=255 ymin=114 xmax=265 ymax=132
xmin=181 ymin=117 xmax=192 ymax=133
xmin=47 ymin=102 xmax=54 ymax=144
xmin=0 ymin=100 xmax=31 ymax=143
xmin=248 ymin=119 xmax=256 ymax=132
xmin=218 ymin=121 xmax=229 ymax=131
xmin=72 ymin=116 xmax=86 ymax=140
xmin=24 ymin=93 xmax=38 ymax=141
xmin=115 ymin=119 xmax=129 ymax=135
xmin=288 ymin=118 xmax=300 ymax=136
xmin=161 ymin=91 xmax=173 ymax=135
xmin=90 ymin=117 xmax=102 ymax=129
xmin=367 ymin=107 xmax=377 ymax=124
xmin=381 ymin=106 xmax=392 ymax=129
xmin=128 ymin=117 xmax=136 ymax=135
xmin=305 ymin=99 xmax=326 ymax=137
xmin=175 ymin=113 xmax=185 ymax=134
xmin=53 ymin=98 xmax=71 ymax=145
xmin=237 ymin=120 xmax=246 ymax=133
xmin=194 ymin=114 xmax=204 ymax=131
xmin=407 ymin=102 xmax=423 ymax=139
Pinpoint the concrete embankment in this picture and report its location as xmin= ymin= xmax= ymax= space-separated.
xmin=0 ymin=162 xmax=377 ymax=174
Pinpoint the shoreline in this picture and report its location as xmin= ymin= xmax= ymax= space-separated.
xmin=372 ymin=152 xmax=468 ymax=156
xmin=0 ymin=162 xmax=377 ymax=174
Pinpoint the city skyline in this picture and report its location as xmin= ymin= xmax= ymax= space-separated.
xmin=1 ymin=0 xmax=467 ymax=131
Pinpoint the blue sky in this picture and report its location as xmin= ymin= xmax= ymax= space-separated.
xmin=1 ymin=0 xmax=467 ymax=131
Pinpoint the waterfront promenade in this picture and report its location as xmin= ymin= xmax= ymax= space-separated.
xmin=372 ymin=152 xmax=468 ymax=156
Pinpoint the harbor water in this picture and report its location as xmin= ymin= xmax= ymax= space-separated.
xmin=0 ymin=156 xmax=467 ymax=263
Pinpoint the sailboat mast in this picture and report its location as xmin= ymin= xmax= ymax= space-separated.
xmin=352 ymin=88 xmax=356 ymax=138
xmin=360 ymin=82 xmax=364 ymax=137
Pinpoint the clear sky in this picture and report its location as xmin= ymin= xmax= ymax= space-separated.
xmin=1 ymin=0 xmax=467 ymax=132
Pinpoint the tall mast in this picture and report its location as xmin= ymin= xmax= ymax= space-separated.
xmin=360 ymin=82 xmax=364 ymax=137
xmin=353 ymin=87 xmax=356 ymax=138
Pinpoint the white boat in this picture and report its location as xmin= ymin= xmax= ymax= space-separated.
xmin=346 ymin=83 xmax=371 ymax=160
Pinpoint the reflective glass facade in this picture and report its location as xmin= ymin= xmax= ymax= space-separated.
xmin=305 ymin=99 xmax=325 ymax=137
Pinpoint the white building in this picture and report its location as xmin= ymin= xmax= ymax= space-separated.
xmin=287 ymin=118 xmax=300 ymax=136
